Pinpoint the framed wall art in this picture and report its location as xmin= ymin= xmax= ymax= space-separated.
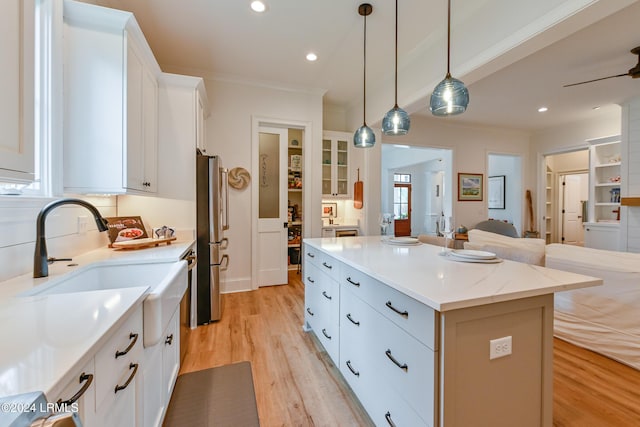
xmin=321 ymin=202 xmax=337 ymax=218
xmin=458 ymin=173 xmax=483 ymax=201
xmin=488 ymin=175 xmax=506 ymax=209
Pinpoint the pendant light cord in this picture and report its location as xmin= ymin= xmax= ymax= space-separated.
xmin=446 ymin=0 xmax=451 ymax=77
xmin=394 ymin=0 xmax=398 ymax=107
xmin=363 ymin=10 xmax=368 ymax=124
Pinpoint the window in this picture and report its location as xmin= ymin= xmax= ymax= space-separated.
xmin=0 ymin=0 xmax=52 ymax=197
xmin=394 ymin=173 xmax=411 ymax=183
xmin=394 ymin=185 xmax=409 ymax=219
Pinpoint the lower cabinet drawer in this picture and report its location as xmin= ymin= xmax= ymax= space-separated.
xmin=341 ymin=263 xmax=436 ymax=350
xmin=371 ymin=311 xmax=436 ymax=424
xmin=364 ymin=383 xmax=429 ymax=427
xmin=95 ymin=306 xmax=143 ymax=408
xmin=51 ymin=358 xmax=96 ymax=426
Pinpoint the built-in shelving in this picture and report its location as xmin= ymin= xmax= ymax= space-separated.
xmin=288 ymin=133 xmax=303 ymax=271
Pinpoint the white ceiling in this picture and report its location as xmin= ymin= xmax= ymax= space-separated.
xmin=90 ymin=0 xmax=640 ymax=132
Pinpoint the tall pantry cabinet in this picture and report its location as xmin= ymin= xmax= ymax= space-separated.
xmin=62 ymin=0 xmax=161 ymax=194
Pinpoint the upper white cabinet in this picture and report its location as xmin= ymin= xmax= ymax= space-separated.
xmin=157 ymin=73 xmax=209 ymax=201
xmin=62 ymin=0 xmax=160 ymax=194
xmin=322 ymin=131 xmax=351 ymax=198
xmin=0 ymin=0 xmax=35 ymax=182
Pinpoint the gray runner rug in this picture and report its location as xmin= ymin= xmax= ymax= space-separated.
xmin=164 ymin=361 xmax=260 ymax=427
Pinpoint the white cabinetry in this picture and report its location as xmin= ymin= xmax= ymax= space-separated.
xmin=157 ymin=73 xmax=209 ymax=201
xmin=50 ymin=305 xmax=143 ymax=427
xmin=143 ymin=306 xmax=181 ymax=427
xmin=50 ymin=358 xmax=96 ymax=426
xmin=584 ymin=136 xmax=621 ymax=250
xmin=0 ymin=0 xmax=35 ymax=182
xmin=62 ymin=0 xmax=160 ymax=194
xmin=303 ymin=246 xmax=340 ymax=362
xmin=303 ymin=243 xmax=437 ymax=426
xmin=322 ymin=131 xmax=351 ymax=198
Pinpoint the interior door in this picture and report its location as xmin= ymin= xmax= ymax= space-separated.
xmin=561 ymin=173 xmax=588 ymax=245
xmin=257 ymin=127 xmax=288 ymax=286
xmin=394 ymin=183 xmax=412 ymax=236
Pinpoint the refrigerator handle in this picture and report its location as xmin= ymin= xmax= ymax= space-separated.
xmin=221 ymin=167 xmax=230 ymax=231
xmin=220 ymin=237 xmax=229 ymax=250
xmin=220 ymin=254 xmax=230 ymax=271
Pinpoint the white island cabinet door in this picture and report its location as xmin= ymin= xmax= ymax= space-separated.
xmin=0 ymin=0 xmax=34 ymax=182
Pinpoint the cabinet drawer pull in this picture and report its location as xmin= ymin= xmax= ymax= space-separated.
xmin=346 ymin=313 xmax=360 ymax=326
xmin=57 ymin=373 xmax=93 ymax=406
xmin=346 ymin=277 xmax=360 ymax=287
xmin=322 ymin=291 xmax=332 ymax=300
xmin=322 ymin=329 xmax=332 ymax=340
xmin=306 ymin=276 xmax=315 ymax=283
xmin=385 ymin=349 xmax=408 ymax=372
xmin=385 ymin=301 xmax=409 ymax=318
xmin=115 ymin=333 xmax=139 ymax=358
xmin=346 ymin=360 xmax=360 ymax=377
xmin=322 ymin=262 xmax=333 ymax=270
xmin=115 ymin=363 xmax=139 ymax=394
xmin=165 ymin=334 xmax=174 ymax=345
xmin=307 ymin=252 xmax=315 ymax=258
xmin=385 ymin=411 xmax=397 ymax=427
xmin=306 ymin=307 xmax=314 ymax=316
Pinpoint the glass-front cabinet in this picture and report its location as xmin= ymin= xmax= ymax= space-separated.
xmin=322 ymin=131 xmax=351 ymax=198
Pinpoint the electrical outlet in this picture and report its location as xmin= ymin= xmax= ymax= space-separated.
xmin=77 ymin=215 xmax=89 ymax=234
xmin=489 ymin=336 xmax=512 ymax=360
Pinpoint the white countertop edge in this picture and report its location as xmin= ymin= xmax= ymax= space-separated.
xmin=304 ymin=237 xmax=602 ymax=312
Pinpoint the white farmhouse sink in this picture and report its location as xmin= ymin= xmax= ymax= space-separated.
xmin=21 ymin=261 xmax=187 ymax=347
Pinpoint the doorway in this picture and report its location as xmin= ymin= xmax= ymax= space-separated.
xmin=381 ymin=144 xmax=452 ymax=237
xmin=393 ymin=177 xmax=411 ymax=236
xmin=542 ymin=149 xmax=589 ymax=244
xmin=251 ymin=118 xmax=310 ymax=289
xmin=559 ymin=173 xmax=588 ymax=246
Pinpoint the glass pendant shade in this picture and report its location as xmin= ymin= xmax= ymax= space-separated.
xmin=354 ymin=124 xmax=376 ymax=148
xmin=430 ymin=74 xmax=469 ymax=116
xmin=382 ymin=105 xmax=411 ymax=135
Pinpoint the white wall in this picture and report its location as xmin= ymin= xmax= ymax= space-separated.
xmin=204 ymin=78 xmax=323 ymax=292
xmin=621 ymin=97 xmax=640 ymax=252
xmin=488 ymin=154 xmax=522 ymax=234
xmin=0 ymin=196 xmax=115 ymax=283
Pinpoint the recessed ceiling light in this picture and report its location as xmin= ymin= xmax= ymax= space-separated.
xmin=250 ymin=1 xmax=266 ymax=12
xmin=593 ymin=106 xmax=601 ymax=110
xmin=306 ymin=53 xmax=317 ymax=62
xmin=538 ymin=107 xmax=548 ymax=113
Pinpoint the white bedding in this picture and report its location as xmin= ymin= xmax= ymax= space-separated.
xmin=545 ymin=244 xmax=640 ymax=370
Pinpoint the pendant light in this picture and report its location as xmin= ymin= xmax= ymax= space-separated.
xmin=382 ymin=0 xmax=410 ymax=135
xmin=354 ymin=3 xmax=375 ymax=148
xmin=429 ymin=0 xmax=469 ymax=116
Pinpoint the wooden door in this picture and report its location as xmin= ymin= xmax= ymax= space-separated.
xmin=256 ymin=127 xmax=288 ymax=286
xmin=394 ymin=183 xmax=411 ymax=236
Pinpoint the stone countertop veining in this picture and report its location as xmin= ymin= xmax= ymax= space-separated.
xmin=304 ymin=236 xmax=602 ymax=312
xmin=0 ymin=239 xmax=194 ymax=399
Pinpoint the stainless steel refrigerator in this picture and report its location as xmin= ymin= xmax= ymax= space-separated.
xmin=196 ymin=151 xmax=229 ymax=324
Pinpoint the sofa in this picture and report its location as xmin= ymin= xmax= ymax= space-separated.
xmin=464 ymin=229 xmax=640 ymax=370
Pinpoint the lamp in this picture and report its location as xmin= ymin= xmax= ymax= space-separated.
xmin=382 ymin=0 xmax=410 ymax=135
xmin=354 ymin=3 xmax=375 ymax=148
xmin=429 ymin=0 xmax=469 ymax=116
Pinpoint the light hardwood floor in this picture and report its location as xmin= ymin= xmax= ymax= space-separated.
xmin=181 ymin=271 xmax=640 ymax=426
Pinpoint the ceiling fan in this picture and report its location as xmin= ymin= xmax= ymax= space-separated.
xmin=564 ymin=46 xmax=640 ymax=87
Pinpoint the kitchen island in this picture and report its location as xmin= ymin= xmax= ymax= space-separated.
xmin=303 ymin=236 xmax=601 ymax=427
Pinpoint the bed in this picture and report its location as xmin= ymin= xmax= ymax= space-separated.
xmin=545 ymin=243 xmax=640 ymax=370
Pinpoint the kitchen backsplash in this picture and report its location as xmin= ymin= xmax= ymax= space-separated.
xmin=0 ymin=196 xmax=116 ymax=283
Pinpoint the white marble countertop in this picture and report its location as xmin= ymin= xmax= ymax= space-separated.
xmin=0 ymin=239 xmax=194 ymax=399
xmin=304 ymin=236 xmax=602 ymax=312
